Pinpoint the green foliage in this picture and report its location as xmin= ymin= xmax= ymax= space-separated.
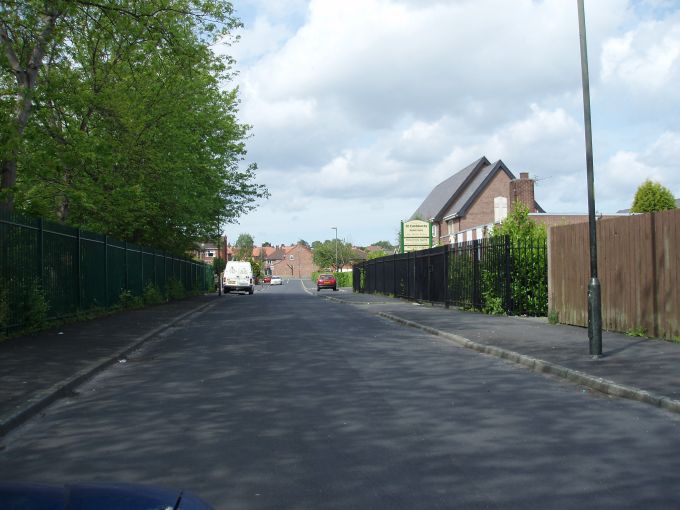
xmin=297 ymin=239 xmax=310 ymax=248
xmin=630 ymin=180 xmax=676 ymax=213
xmin=371 ymin=240 xmax=395 ymax=251
xmin=481 ymin=270 xmax=505 ymax=315
xmin=0 ymin=281 xmax=9 ymax=334
xmin=626 ymin=326 xmax=648 ymax=338
xmin=2 ymin=0 xmax=267 ymax=253
xmin=251 ymin=260 xmax=263 ymax=278
xmin=311 ymin=271 xmax=352 ymax=288
xmin=12 ymin=278 xmax=49 ymax=330
xmin=143 ymin=283 xmax=165 ymax=305
xmin=490 ymin=203 xmax=548 ymax=316
xmin=234 ymin=233 xmax=254 ymax=261
xmin=548 ymin=309 xmax=560 ymax=325
xmin=119 ymin=290 xmax=143 ymax=309
xmin=367 ymin=250 xmax=388 ymax=260
xmin=212 ymin=257 xmax=226 ymax=275
xmin=313 ymin=239 xmax=354 ymax=271
xmin=482 ymin=294 xmax=505 ymax=315
xmin=166 ymin=278 xmax=185 ymax=300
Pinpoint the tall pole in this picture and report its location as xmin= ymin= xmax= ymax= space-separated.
xmin=332 ymin=227 xmax=338 ymax=273
xmin=577 ymin=0 xmax=602 ymax=357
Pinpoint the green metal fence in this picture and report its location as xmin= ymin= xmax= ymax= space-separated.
xmin=0 ymin=209 xmax=214 ymax=333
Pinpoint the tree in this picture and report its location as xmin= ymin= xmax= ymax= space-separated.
xmin=297 ymin=239 xmax=310 ymax=248
xmin=313 ymin=239 xmax=354 ymax=272
xmin=1 ymin=0 xmax=267 ymax=254
xmin=371 ymin=240 xmax=394 ymax=251
xmin=212 ymin=257 xmax=226 ymax=275
xmin=491 ymin=203 xmax=546 ymax=242
xmin=367 ymin=250 xmax=388 ymax=260
xmin=631 ymin=180 xmax=676 ymax=213
xmin=490 ymin=203 xmax=547 ymax=316
xmin=262 ymin=241 xmax=272 ymax=247
xmin=234 ymin=233 xmax=254 ymax=261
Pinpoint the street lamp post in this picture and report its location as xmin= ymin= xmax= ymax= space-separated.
xmin=577 ymin=0 xmax=602 ymax=357
xmin=332 ymin=227 xmax=338 ymax=273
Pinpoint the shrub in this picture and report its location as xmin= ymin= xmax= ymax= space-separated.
xmin=143 ymin=283 xmax=165 ymax=305
xmin=119 ymin=290 xmax=143 ymax=309
xmin=0 ymin=282 xmax=9 ymax=335
xmin=15 ymin=277 xmax=49 ymax=330
xmin=631 ymin=180 xmax=676 ymax=213
xmin=548 ymin=309 xmax=559 ymax=325
xmin=166 ymin=278 xmax=185 ymax=300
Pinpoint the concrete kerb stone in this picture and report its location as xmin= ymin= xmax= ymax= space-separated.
xmin=0 ymin=299 xmax=217 ymax=437
xmin=377 ymin=311 xmax=680 ymax=416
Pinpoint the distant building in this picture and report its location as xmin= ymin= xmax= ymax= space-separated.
xmin=411 ymin=156 xmax=627 ymax=245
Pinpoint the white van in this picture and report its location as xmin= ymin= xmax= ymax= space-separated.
xmin=223 ymin=261 xmax=254 ymax=294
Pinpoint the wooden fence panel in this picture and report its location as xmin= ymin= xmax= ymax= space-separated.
xmin=549 ymin=209 xmax=680 ymax=339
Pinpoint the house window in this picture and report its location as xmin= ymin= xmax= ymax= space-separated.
xmin=494 ymin=196 xmax=508 ymax=223
xmin=289 ymin=255 xmax=294 ymax=260
xmin=457 ymin=232 xmax=464 ymax=244
xmin=447 ymin=220 xmax=455 ymax=235
xmin=207 ymin=251 xmax=214 ymax=257
xmin=432 ymin=224 xmax=438 ymax=240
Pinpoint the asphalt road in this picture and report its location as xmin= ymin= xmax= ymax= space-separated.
xmin=1 ymin=280 xmax=679 ymax=509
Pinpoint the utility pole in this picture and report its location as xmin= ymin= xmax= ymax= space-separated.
xmin=577 ymin=0 xmax=602 ymax=357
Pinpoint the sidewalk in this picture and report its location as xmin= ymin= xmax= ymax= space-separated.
xmin=321 ymin=288 xmax=680 ymax=413
xmin=0 ymin=294 xmax=218 ymax=435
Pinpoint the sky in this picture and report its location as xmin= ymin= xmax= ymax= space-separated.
xmin=214 ymin=0 xmax=680 ymax=247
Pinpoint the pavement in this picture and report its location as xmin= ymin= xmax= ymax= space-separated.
xmin=2 ymin=284 xmax=680 ymax=437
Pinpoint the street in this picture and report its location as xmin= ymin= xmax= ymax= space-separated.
xmin=1 ymin=280 xmax=679 ymax=509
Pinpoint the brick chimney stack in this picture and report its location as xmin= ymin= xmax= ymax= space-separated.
xmin=509 ymin=172 xmax=537 ymax=212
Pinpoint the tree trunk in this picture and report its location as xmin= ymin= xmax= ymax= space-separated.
xmin=0 ymin=8 xmax=62 ymax=211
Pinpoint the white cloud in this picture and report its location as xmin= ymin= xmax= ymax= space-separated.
xmin=601 ymin=17 xmax=680 ymax=92
xmin=216 ymin=0 xmax=680 ymax=245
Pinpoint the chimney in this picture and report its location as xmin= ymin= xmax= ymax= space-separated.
xmin=509 ymin=172 xmax=537 ymax=212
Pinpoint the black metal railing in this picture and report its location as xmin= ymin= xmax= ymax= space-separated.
xmin=353 ymin=236 xmax=547 ymax=316
xmin=1 ymin=210 xmax=214 ymax=333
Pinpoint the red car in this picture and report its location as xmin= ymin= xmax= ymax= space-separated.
xmin=263 ymin=275 xmax=272 ymax=284
xmin=317 ymin=274 xmax=337 ymax=291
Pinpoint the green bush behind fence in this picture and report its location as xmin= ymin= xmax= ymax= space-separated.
xmin=311 ymin=271 xmax=353 ymax=288
xmin=1 ymin=210 xmax=213 ymax=333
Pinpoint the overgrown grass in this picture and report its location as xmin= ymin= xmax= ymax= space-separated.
xmin=626 ymin=326 xmax=648 ymax=338
xmin=548 ymin=309 xmax=559 ymax=325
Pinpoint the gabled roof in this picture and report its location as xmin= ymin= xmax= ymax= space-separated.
xmin=411 ymin=156 xmax=491 ymax=221
xmin=411 ymin=156 xmax=544 ymax=221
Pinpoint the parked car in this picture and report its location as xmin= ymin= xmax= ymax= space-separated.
xmin=222 ymin=261 xmax=254 ymax=294
xmin=263 ymin=275 xmax=272 ymax=284
xmin=270 ymin=276 xmax=283 ymax=285
xmin=317 ymin=274 xmax=337 ymax=291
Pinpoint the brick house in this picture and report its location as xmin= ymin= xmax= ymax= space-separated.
xmin=411 ymin=156 xmax=628 ymax=244
xmin=272 ymin=244 xmax=317 ymax=278
xmin=194 ymin=237 xmax=228 ymax=264
xmin=411 ymin=156 xmax=545 ymax=244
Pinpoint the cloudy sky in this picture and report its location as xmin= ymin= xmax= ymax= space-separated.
xmin=215 ymin=0 xmax=680 ymax=247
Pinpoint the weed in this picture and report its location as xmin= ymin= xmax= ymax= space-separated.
xmin=142 ymin=283 xmax=165 ymax=305
xmin=166 ymin=278 xmax=185 ymax=300
xmin=626 ymin=326 xmax=647 ymax=338
xmin=119 ymin=290 xmax=143 ymax=309
xmin=482 ymin=294 xmax=505 ymax=315
xmin=548 ymin=309 xmax=559 ymax=325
